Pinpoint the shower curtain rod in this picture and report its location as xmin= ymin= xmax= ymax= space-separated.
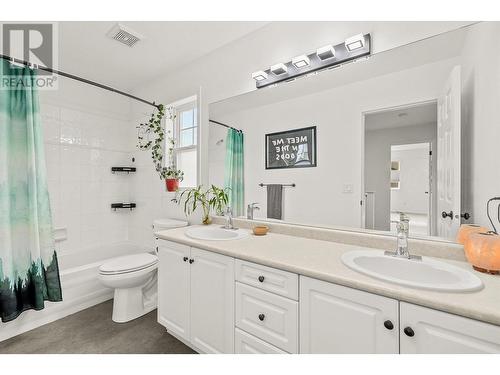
xmin=209 ymin=119 xmax=243 ymax=133
xmin=0 ymin=54 xmax=160 ymax=109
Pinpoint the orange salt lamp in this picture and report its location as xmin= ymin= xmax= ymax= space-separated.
xmin=457 ymin=224 xmax=488 ymax=245
xmin=464 ymin=232 xmax=500 ymax=274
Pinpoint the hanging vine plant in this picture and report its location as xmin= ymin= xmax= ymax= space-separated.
xmin=136 ymin=104 xmax=184 ymax=191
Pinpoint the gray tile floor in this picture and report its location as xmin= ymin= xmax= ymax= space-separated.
xmin=0 ymin=300 xmax=196 ymax=354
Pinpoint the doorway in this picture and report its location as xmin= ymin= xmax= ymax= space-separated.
xmin=390 ymin=142 xmax=431 ymax=236
xmin=363 ymin=101 xmax=437 ymax=236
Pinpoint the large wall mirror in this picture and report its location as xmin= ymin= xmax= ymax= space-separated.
xmin=208 ymin=22 xmax=499 ymax=243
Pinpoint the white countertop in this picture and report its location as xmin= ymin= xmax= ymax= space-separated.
xmin=156 ymin=225 xmax=500 ymax=326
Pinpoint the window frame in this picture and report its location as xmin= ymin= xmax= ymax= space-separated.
xmin=167 ymin=97 xmax=199 ymax=190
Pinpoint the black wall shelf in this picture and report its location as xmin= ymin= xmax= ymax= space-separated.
xmin=111 ymin=203 xmax=137 ymax=211
xmin=111 ymin=167 xmax=137 ymax=174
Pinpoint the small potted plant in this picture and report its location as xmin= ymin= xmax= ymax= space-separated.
xmin=161 ymin=166 xmax=184 ymax=192
xmin=173 ymin=185 xmax=229 ymax=225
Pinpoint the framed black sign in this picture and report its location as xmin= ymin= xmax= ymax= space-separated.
xmin=265 ymin=126 xmax=317 ymax=169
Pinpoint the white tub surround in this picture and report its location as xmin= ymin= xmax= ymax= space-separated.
xmin=156 ymin=225 xmax=500 ymax=329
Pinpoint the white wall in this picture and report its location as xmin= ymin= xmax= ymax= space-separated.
xmin=460 ymin=22 xmax=500 ymax=229
xmin=41 ymin=77 xmax=135 ymax=263
xmin=365 ymin=122 xmax=437 ymax=231
xmin=210 ymin=59 xmax=453 ymax=228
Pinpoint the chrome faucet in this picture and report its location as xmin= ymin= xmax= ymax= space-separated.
xmin=222 ymin=206 xmax=237 ymax=230
xmin=385 ymin=217 xmax=421 ymax=260
xmin=247 ymin=202 xmax=260 ymax=220
xmin=395 ymin=220 xmax=409 ymax=257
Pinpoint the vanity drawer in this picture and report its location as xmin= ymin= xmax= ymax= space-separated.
xmin=235 ymin=328 xmax=287 ymax=354
xmin=235 ymin=282 xmax=298 ymax=353
xmin=235 ymin=259 xmax=298 ymax=300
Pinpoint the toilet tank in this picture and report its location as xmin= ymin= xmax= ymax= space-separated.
xmin=153 ymin=218 xmax=188 ymax=232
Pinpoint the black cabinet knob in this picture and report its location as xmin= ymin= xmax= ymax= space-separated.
xmin=189 ymin=259 xmax=194 ymax=264
xmin=461 ymin=212 xmax=471 ymax=220
xmin=258 ymin=314 xmax=265 ymax=321
xmin=183 ymin=257 xmax=188 ymax=262
xmin=383 ymin=320 xmax=394 ymax=330
xmin=441 ymin=210 xmax=453 ymax=219
xmin=258 ymin=276 xmax=265 ymax=282
xmin=403 ymin=327 xmax=415 ymax=337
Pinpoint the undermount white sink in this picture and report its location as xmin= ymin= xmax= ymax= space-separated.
xmin=341 ymin=250 xmax=483 ymax=292
xmin=185 ymin=226 xmax=248 ymax=241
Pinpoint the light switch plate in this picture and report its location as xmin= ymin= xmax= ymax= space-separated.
xmin=343 ymin=184 xmax=354 ymax=193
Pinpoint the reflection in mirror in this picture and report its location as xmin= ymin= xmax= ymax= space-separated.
xmin=364 ymin=102 xmax=437 ymax=237
xmin=208 ymin=22 xmax=500 ymax=243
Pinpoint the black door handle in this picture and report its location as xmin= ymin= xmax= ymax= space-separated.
xmin=189 ymin=259 xmax=194 ymax=264
xmin=461 ymin=212 xmax=471 ymax=220
xmin=384 ymin=320 xmax=394 ymax=330
xmin=258 ymin=276 xmax=265 ymax=282
xmin=183 ymin=257 xmax=188 ymax=262
xmin=441 ymin=210 xmax=453 ymax=219
xmin=258 ymin=313 xmax=265 ymax=321
xmin=403 ymin=327 xmax=415 ymax=337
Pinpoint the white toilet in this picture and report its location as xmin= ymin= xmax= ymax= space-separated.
xmin=99 ymin=218 xmax=188 ymax=323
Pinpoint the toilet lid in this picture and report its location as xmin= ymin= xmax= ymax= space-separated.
xmin=153 ymin=218 xmax=188 ymax=230
xmin=99 ymin=253 xmax=158 ymax=274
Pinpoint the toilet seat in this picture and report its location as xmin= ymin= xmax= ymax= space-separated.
xmin=99 ymin=253 xmax=158 ymax=275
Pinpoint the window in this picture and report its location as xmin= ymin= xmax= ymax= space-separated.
xmin=171 ymin=100 xmax=198 ymax=188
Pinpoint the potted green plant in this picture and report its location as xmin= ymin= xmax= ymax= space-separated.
xmin=137 ymin=105 xmax=184 ymax=191
xmin=173 ymin=185 xmax=229 ymax=225
xmin=161 ymin=166 xmax=184 ymax=192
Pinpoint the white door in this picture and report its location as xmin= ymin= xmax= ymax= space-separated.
xmin=157 ymin=241 xmax=191 ymax=341
xmin=400 ymin=302 xmax=500 ymax=353
xmin=189 ymin=247 xmax=234 ymax=353
xmin=299 ymin=276 xmax=399 ymax=354
xmin=437 ymin=66 xmax=461 ymax=239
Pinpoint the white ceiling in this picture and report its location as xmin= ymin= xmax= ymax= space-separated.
xmin=56 ymin=21 xmax=268 ymax=90
xmin=365 ymin=101 xmax=437 ymax=131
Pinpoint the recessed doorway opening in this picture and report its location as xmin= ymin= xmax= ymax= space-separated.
xmin=363 ymin=101 xmax=437 ymax=236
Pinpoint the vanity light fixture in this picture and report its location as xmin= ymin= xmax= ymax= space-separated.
xmin=345 ymin=33 xmax=366 ymax=52
xmin=252 ymin=70 xmax=268 ymax=81
xmin=292 ymin=55 xmax=310 ymax=69
xmin=270 ymin=63 xmax=288 ymax=75
xmin=252 ymin=33 xmax=371 ymax=89
xmin=316 ymin=45 xmax=336 ymax=61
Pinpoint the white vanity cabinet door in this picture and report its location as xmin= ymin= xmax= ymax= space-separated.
xmin=157 ymin=241 xmax=191 ymax=342
xmin=300 ymin=276 xmax=399 ymax=354
xmin=235 ymin=328 xmax=287 ymax=354
xmin=189 ymin=247 xmax=235 ymax=354
xmin=400 ymin=302 xmax=500 ymax=354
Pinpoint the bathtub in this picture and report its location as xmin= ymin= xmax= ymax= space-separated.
xmin=0 ymin=242 xmax=146 ymax=342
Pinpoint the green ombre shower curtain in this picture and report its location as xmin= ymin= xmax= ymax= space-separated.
xmin=224 ymin=128 xmax=244 ymax=216
xmin=0 ymin=60 xmax=62 ymax=322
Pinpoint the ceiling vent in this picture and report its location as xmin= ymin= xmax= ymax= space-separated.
xmin=107 ymin=23 xmax=143 ymax=47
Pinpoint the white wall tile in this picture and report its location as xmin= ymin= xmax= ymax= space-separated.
xmin=39 ymin=80 xmax=152 ymax=258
